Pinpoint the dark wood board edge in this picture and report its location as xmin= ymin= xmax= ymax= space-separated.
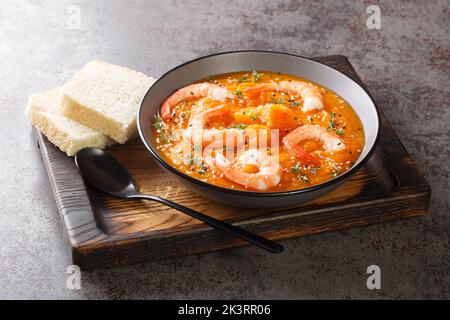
xmin=73 ymin=189 xmax=430 ymax=270
xmin=34 ymin=127 xmax=108 ymax=249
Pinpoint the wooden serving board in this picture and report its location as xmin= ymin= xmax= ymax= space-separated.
xmin=34 ymin=55 xmax=431 ymax=270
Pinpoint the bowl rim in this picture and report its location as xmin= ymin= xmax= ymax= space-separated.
xmin=137 ymin=50 xmax=381 ymax=197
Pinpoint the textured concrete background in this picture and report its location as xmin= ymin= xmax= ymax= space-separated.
xmin=0 ymin=0 xmax=448 ymax=299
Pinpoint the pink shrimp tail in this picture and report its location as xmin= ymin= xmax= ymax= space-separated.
xmin=160 ymin=98 xmax=173 ymax=120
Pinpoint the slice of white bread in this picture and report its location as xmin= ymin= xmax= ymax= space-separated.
xmin=61 ymin=60 xmax=156 ymax=143
xmin=25 ymin=87 xmax=114 ymax=156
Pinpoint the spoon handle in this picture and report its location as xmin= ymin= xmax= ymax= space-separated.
xmin=131 ymin=194 xmax=283 ymax=253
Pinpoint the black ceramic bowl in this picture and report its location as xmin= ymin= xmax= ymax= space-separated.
xmin=137 ymin=51 xmax=380 ymax=208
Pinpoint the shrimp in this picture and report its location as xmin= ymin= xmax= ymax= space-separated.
xmin=282 ymin=124 xmax=345 ymax=166
xmin=244 ymin=81 xmax=324 ymax=112
xmin=188 ymin=105 xmax=232 ymax=129
xmin=183 ymin=105 xmax=242 ymax=147
xmin=214 ymin=149 xmax=283 ymax=191
xmin=161 ymin=83 xmax=233 ymax=120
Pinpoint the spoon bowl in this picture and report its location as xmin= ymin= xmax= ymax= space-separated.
xmin=75 ymin=148 xmax=138 ymax=198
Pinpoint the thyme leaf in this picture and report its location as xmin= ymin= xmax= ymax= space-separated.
xmin=328 ymin=112 xmax=337 ymax=130
xmin=152 ymin=115 xmax=165 ymax=131
xmin=335 ymin=128 xmax=345 ymax=135
xmin=238 ymin=76 xmax=248 ymax=83
xmin=230 ymin=123 xmax=247 ymax=130
xmin=252 ymin=71 xmax=262 ymax=82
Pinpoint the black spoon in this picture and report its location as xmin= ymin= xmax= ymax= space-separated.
xmin=75 ymin=147 xmax=283 ymax=253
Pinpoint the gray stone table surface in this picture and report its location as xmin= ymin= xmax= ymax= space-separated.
xmin=0 ymin=0 xmax=448 ymax=299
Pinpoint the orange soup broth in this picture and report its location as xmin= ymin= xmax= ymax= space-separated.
xmin=152 ymin=71 xmax=365 ymax=192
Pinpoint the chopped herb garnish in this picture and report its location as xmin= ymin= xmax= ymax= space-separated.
xmin=238 ymin=76 xmax=248 ymax=83
xmin=291 ymin=101 xmax=300 ymax=107
xmin=291 ymin=163 xmax=310 ymax=182
xmin=291 ymin=162 xmax=301 ymax=175
xmin=161 ymin=133 xmax=168 ymax=142
xmin=328 ymin=112 xmax=337 ymax=130
xmin=252 ymin=71 xmax=262 ymax=82
xmin=184 ymin=154 xmax=194 ymax=166
xmin=331 ymin=171 xmax=339 ymax=177
xmin=249 ymin=115 xmax=258 ymax=121
xmin=309 ymin=167 xmax=319 ymax=175
xmin=152 ymin=115 xmax=165 ymax=131
xmin=197 ymin=166 xmax=208 ymax=175
xmin=299 ymin=174 xmax=309 ymax=183
xmin=271 ymin=97 xmax=284 ymax=104
xmin=335 ymin=128 xmax=345 ymax=135
xmin=235 ymin=89 xmax=243 ymax=98
xmin=230 ymin=123 xmax=247 ymax=130
xmin=161 ymin=132 xmax=175 ymax=143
